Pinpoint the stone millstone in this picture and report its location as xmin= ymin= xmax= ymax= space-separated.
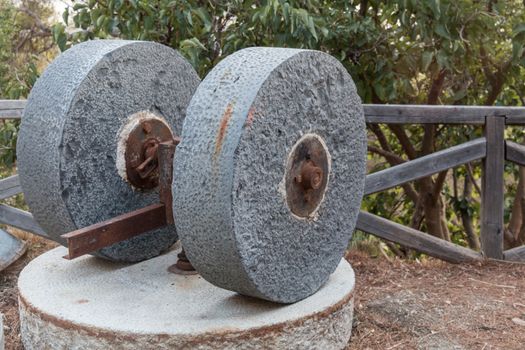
xmin=18 ymin=247 xmax=355 ymax=349
xmin=173 ymin=47 xmax=366 ymax=303
xmin=17 ymin=40 xmax=200 ymax=262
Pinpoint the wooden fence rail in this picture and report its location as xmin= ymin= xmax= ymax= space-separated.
xmin=2 ymin=100 xmax=525 ymax=262
xmin=362 ymin=107 xmax=525 ymax=263
xmin=0 ymin=100 xmax=25 ymax=118
xmin=364 ymin=138 xmax=487 ymax=196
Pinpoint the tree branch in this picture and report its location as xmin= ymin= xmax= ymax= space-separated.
xmin=368 ymin=123 xmax=393 ymax=153
xmin=388 ymin=125 xmax=417 ymax=160
xmin=432 ymin=170 xmax=448 ymax=198
xmin=465 ymin=163 xmax=482 ymax=196
xmin=17 ymin=6 xmax=51 ymax=34
xmin=461 ymin=174 xmax=481 ymax=250
xmin=367 ymin=145 xmax=405 ymax=165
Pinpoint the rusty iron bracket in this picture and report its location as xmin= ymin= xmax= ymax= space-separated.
xmin=61 ymin=138 xmax=181 ymax=260
xmin=62 ymin=204 xmax=167 ymax=260
xmin=158 ymin=139 xmax=178 ymax=224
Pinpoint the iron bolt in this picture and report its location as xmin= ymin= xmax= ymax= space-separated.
xmin=296 ymin=160 xmax=323 ymax=190
xmin=176 ymin=248 xmax=195 ymax=271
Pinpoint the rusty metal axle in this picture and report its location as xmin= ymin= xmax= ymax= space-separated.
xmin=124 ymin=118 xmax=176 ymax=189
xmin=62 ymin=203 xmax=167 ymax=260
xmin=61 ymin=137 xmax=194 ymax=271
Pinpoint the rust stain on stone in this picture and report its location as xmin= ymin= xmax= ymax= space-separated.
xmin=214 ymin=103 xmax=234 ymax=159
xmin=244 ymin=107 xmax=256 ymax=128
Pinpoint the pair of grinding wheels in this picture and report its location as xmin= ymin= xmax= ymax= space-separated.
xmin=17 ymin=40 xmax=366 ymax=303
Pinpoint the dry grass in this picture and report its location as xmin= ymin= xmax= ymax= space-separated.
xmin=2 ymin=235 xmax=525 ymax=349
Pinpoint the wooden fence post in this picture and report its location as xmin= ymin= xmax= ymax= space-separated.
xmin=481 ymin=115 xmax=505 ymax=259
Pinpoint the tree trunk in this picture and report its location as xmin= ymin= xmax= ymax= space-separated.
xmin=420 ymin=178 xmax=447 ymax=240
xmin=461 ymin=175 xmax=481 ymax=250
xmin=506 ymin=168 xmax=524 ymax=247
xmin=415 ymin=69 xmax=450 ymax=240
xmin=506 ymin=167 xmax=525 ymax=248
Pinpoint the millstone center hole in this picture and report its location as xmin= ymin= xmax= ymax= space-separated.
xmin=285 ymin=134 xmax=330 ymax=218
xmin=117 ymin=111 xmax=175 ymax=190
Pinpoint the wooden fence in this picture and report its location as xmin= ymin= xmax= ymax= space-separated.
xmin=2 ymin=100 xmax=525 ymax=263
xmin=361 ymin=105 xmax=525 ymax=263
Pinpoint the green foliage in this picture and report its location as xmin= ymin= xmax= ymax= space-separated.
xmin=0 ymin=0 xmax=55 ymax=173
xmin=0 ymin=119 xmax=19 ymax=168
xmin=55 ymin=1 xmax=525 ymax=104
xmin=0 ymin=1 xmax=31 ymax=99
xmin=55 ymin=0 xmax=334 ymax=75
xmin=0 ymin=1 xmax=16 ymax=95
xmin=0 ymin=0 xmax=51 ymax=99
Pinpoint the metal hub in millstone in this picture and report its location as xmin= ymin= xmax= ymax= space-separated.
xmin=120 ymin=112 xmax=175 ymax=189
xmin=173 ymin=47 xmax=366 ymax=303
xmin=17 ymin=40 xmax=200 ymax=262
xmin=285 ymin=134 xmax=330 ymax=218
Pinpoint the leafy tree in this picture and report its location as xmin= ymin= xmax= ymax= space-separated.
xmin=0 ymin=0 xmax=56 ymax=170
xmin=52 ymin=0 xmax=525 ymax=251
xmin=0 ymin=0 xmax=56 ymax=215
xmin=0 ymin=0 xmax=55 ymax=98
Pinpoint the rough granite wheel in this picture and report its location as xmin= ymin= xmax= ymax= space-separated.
xmin=173 ymin=47 xmax=366 ymax=303
xmin=17 ymin=40 xmax=200 ymax=262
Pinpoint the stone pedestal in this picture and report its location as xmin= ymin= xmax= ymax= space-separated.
xmin=1 ymin=312 xmax=4 ymax=350
xmin=18 ymin=247 xmax=355 ymax=349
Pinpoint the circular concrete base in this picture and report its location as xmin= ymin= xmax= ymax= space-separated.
xmin=18 ymin=247 xmax=355 ymax=349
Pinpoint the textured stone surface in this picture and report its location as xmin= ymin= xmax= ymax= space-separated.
xmin=0 ymin=312 xmax=3 ymax=350
xmin=17 ymin=40 xmax=200 ymax=262
xmin=0 ymin=229 xmax=26 ymax=271
xmin=173 ymin=47 xmax=366 ymax=302
xmin=19 ymin=246 xmax=355 ymax=350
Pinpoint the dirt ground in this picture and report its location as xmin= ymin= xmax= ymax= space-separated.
xmin=346 ymin=251 xmax=525 ymax=350
xmin=1 ymin=233 xmax=57 ymax=350
xmin=2 ymin=236 xmax=525 ymax=349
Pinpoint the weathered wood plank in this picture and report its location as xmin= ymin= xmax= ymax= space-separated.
xmin=0 ymin=100 xmax=26 ymax=110
xmin=0 ymin=175 xmax=20 ymax=192
xmin=505 ymin=141 xmax=525 ymax=166
xmin=0 ymin=204 xmax=47 ymax=238
xmin=0 ymin=100 xmax=25 ymax=119
xmin=0 ymin=110 xmax=22 ymax=118
xmin=0 ymin=175 xmax=19 ymax=191
xmin=356 ymin=211 xmax=481 ymax=263
xmin=0 ymin=175 xmax=22 ymax=200
xmin=364 ymin=104 xmax=525 ymax=124
xmin=4 ymin=101 xmax=525 ymax=123
xmin=0 ymin=185 xmax=22 ymax=201
xmin=504 ymin=115 xmax=525 ymax=125
xmin=365 ymin=138 xmax=487 ymax=195
xmin=503 ymin=245 xmax=525 ymax=262
xmin=481 ymin=116 xmax=505 ymax=259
